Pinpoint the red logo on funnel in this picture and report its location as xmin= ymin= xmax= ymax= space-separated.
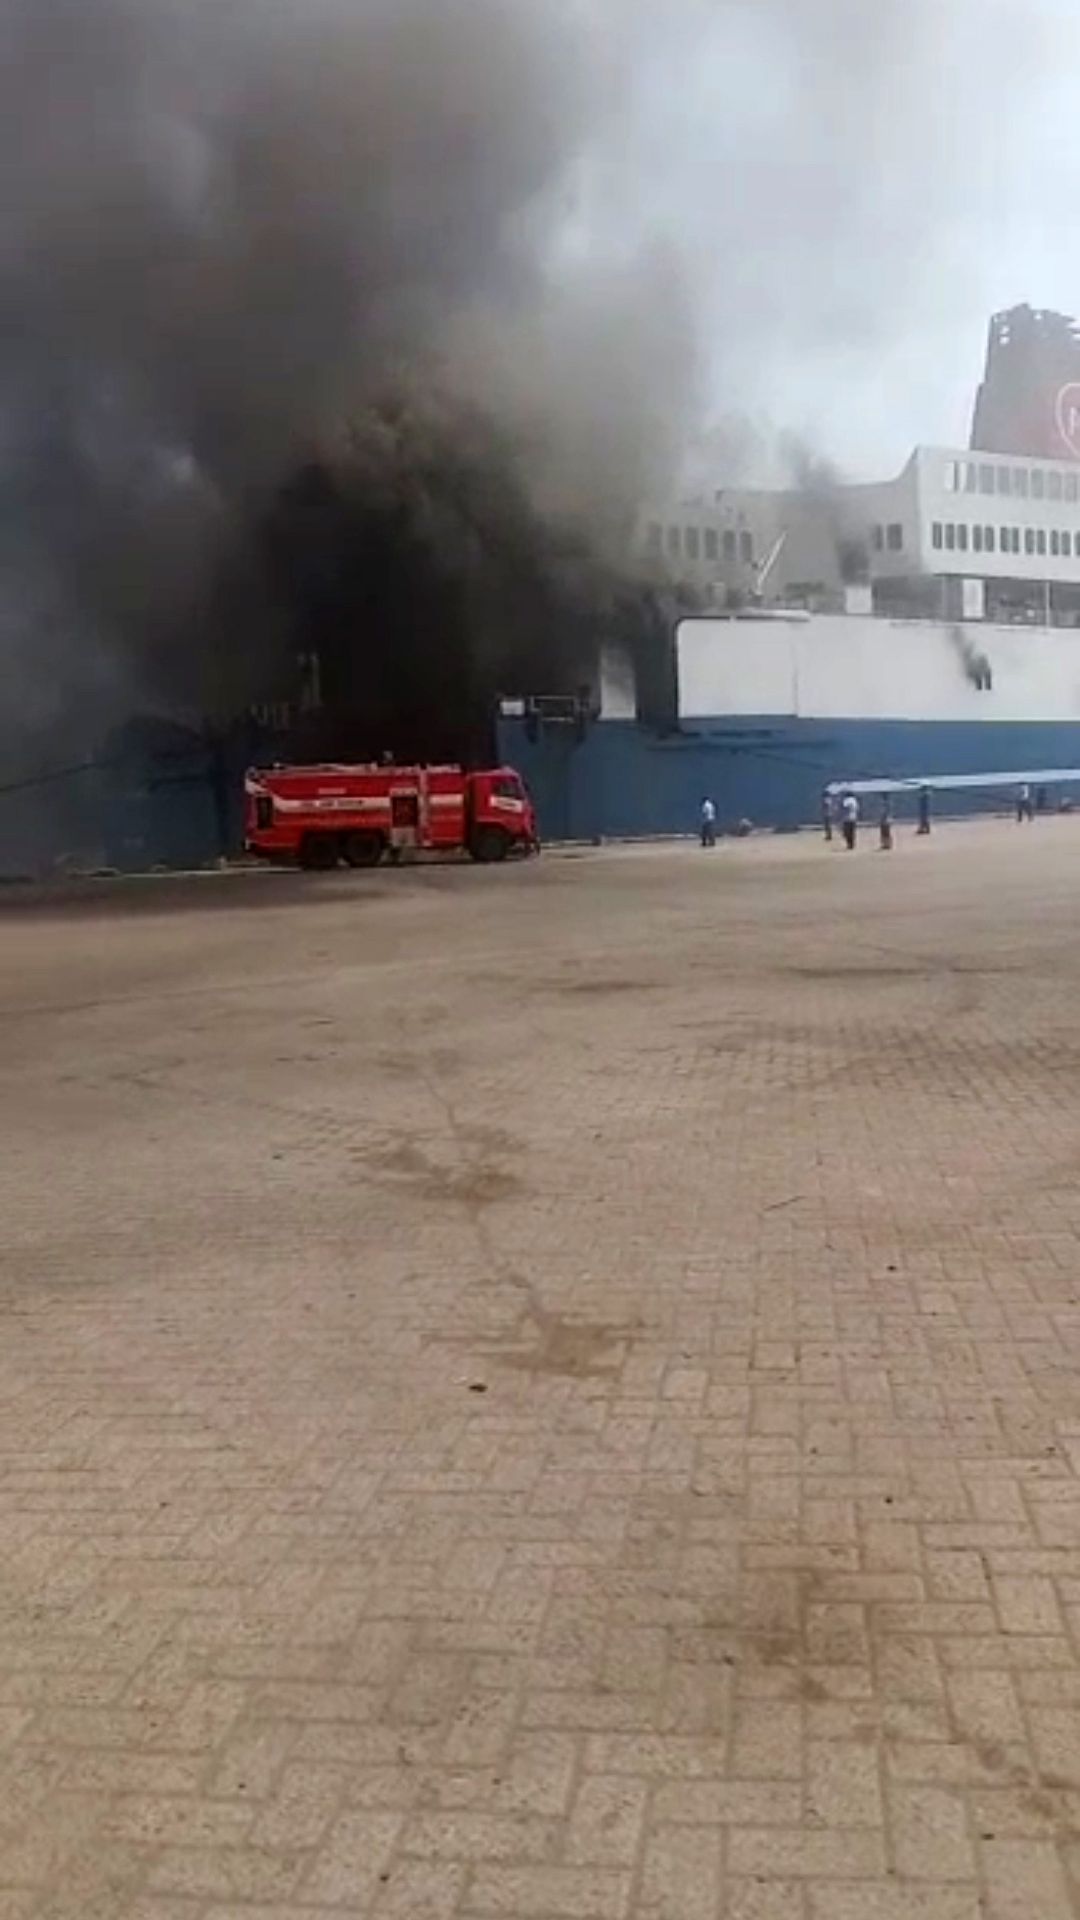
xmin=1056 ymin=383 xmax=1080 ymax=460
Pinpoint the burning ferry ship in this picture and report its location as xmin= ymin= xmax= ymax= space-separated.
xmin=499 ymin=309 xmax=1080 ymax=837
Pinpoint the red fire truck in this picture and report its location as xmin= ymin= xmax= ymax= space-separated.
xmin=244 ymin=762 xmax=538 ymax=869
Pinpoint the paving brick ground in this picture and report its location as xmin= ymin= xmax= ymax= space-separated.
xmin=3 ymin=821 xmax=1080 ymax=1916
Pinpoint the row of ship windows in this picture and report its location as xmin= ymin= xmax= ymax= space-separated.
xmin=646 ymin=524 xmax=755 ymax=563
xmin=943 ymin=460 xmax=1080 ymax=503
xmin=872 ymin=524 xmax=905 ymax=551
xmin=931 ymin=522 xmax=1080 ymax=558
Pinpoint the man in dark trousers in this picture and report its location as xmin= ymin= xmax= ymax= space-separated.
xmin=879 ymin=796 xmax=894 ymax=851
xmin=840 ymin=791 xmax=860 ymax=851
xmin=917 ymin=786 xmax=932 ymax=835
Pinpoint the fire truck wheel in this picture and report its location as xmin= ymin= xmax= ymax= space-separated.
xmin=470 ymin=826 xmax=510 ymax=864
xmin=342 ymin=832 xmax=384 ymax=869
xmin=299 ymin=834 xmax=340 ymax=871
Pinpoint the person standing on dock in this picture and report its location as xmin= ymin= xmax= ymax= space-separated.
xmin=917 ymin=787 xmax=932 ymax=836
xmin=841 ymin=791 xmax=860 ymax=851
xmin=1016 ymin=782 xmax=1034 ymax=823
xmin=700 ymin=797 xmax=717 ymax=849
xmin=879 ymin=796 xmax=894 ymax=852
xmin=822 ymin=789 xmax=835 ymax=843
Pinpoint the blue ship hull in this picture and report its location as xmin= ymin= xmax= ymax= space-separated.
xmin=497 ymin=715 xmax=1080 ymax=841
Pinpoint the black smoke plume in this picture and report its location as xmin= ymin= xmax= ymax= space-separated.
xmin=1 ymin=0 xmax=697 ymax=767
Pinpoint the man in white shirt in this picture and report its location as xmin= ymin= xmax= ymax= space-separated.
xmin=700 ymin=798 xmax=717 ymax=849
xmin=841 ymin=792 xmax=860 ymax=851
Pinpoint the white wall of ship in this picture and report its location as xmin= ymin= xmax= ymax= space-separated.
xmin=911 ymin=449 xmax=1080 ymax=583
xmin=676 ymin=615 xmax=1080 ymax=725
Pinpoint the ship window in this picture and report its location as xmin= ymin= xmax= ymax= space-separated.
xmin=964 ymin=463 xmax=979 ymax=493
xmin=957 ymin=524 xmax=969 ymax=552
xmin=1032 ymin=469 xmax=1046 ymax=500
xmin=1025 ymin=528 xmax=1036 ymax=555
xmin=1049 ymin=471 xmax=1064 ymax=502
xmin=667 ymin=525 xmax=681 ymax=557
xmin=979 ymin=464 xmax=994 ymax=494
xmin=932 ymin=522 xmax=944 ymax=550
xmin=646 ymin=522 xmax=663 ymax=553
xmin=1014 ymin=467 xmax=1029 ymax=498
xmin=1037 ymin=528 xmax=1047 ymax=556
xmin=887 ymin=523 xmax=904 ymax=551
xmin=973 ymin=525 xmax=984 ymax=553
xmin=997 ymin=467 xmax=1012 ymax=496
xmin=685 ymin=526 xmax=700 ymax=560
xmin=739 ymin=531 xmax=754 ymax=563
xmin=1067 ymin=472 xmax=1079 ymax=503
xmin=945 ymin=523 xmax=956 ymax=551
xmin=984 ymin=526 xmax=995 ymax=553
xmin=723 ymin=530 xmax=736 ymax=561
xmin=704 ymin=528 xmax=718 ymax=560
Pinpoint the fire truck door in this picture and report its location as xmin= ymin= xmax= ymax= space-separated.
xmin=390 ymin=788 xmax=421 ymax=855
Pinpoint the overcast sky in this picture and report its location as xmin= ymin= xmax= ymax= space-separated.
xmin=574 ymin=0 xmax=1080 ymax=481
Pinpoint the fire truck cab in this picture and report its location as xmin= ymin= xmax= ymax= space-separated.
xmin=244 ymin=762 xmax=538 ymax=870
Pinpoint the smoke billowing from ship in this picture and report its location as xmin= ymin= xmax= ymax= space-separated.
xmin=948 ymin=625 xmax=993 ymax=693
xmin=0 ymin=0 xmax=1071 ymax=758
xmin=0 ymin=0 xmax=698 ymax=757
